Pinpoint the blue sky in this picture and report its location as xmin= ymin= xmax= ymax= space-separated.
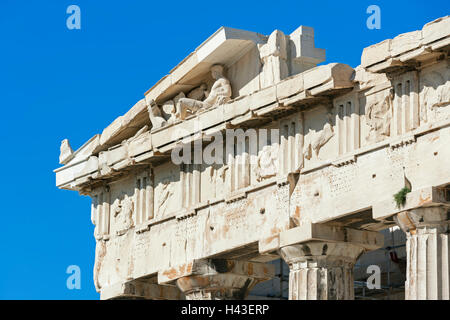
xmin=0 ymin=0 xmax=448 ymax=300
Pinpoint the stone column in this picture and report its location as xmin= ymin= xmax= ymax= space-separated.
xmin=280 ymin=242 xmax=363 ymax=300
xmin=394 ymin=206 xmax=450 ymax=300
xmin=159 ymin=259 xmax=275 ymax=300
xmin=267 ymin=224 xmax=383 ymax=300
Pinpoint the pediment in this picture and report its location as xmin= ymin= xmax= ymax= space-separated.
xmin=145 ymin=27 xmax=267 ymax=103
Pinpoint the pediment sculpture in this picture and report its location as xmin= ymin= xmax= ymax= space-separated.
xmin=176 ymin=64 xmax=231 ymax=120
xmin=147 ymin=65 xmax=232 ymax=129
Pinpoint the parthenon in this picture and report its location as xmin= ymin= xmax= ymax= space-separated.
xmin=55 ymin=16 xmax=450 ymax=300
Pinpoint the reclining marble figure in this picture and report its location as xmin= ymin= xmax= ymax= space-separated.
xmin=175 ymin=64 xmax=232 ymax=120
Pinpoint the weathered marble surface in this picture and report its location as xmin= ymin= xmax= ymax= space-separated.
xmin=56 ymin=17 xmax=450 ymax=300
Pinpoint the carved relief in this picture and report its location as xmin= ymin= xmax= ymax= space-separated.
xmin=157 ymin=180 xmax=174 ymax=216
xmin=56 ymin=19 xmax=450 ymax=300
xmin=259 ymin=30 xmax=288 ymax=88
xmin=114 ymin=194 xmax=134 ymax=236
xmin=176 ymin=65 xmax=231 ymax=120
xmin=365 ymin=89 xmax=393 ymax=143
xmin=255 ymin=144 xmax=279 ymax=181
xmin=421 ymin=68 xmax=450 ymax=123
xmin=303 ymin=112 xmax=334 ymax=161
xmin=207 ymin=164 xmax=228 ymax=198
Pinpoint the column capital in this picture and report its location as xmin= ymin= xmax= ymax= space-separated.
xmin=394 ymin=206 xmax=449 ymax=235
xmin=100 ymin=279 xmax=184 ymax=300
xmin=259 ymin=223 xmax=384 ymax=255
xmin=269 ymin=224 xmax=383 ymax=300
xmin=279 ymin=242 xmax=365 ymax=269
xmin=158 ymin=259 xmax=275 ymax=300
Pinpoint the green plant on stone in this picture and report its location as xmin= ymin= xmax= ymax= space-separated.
xmin=393 ymin=187 xmax=411 ymax=209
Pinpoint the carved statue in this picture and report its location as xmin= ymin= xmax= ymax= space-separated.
xmin=147 ymin=90 xmax=196 ymax=129
xmin=176 ymin=65 xmax=232 ymax=120
xmin=365 ymin=89 xmax=393 ymax=142
xmin=255 ymin=144 xmax=279 ymax=181
xmin=114 ymin=194 xmax=134 ymax=236
xmin=160 ymin=92 xmax=185 ymax=125
xmin=147 ymin=99 xmax=167 ymax=130
xmin=259 ymin=30 xmax=288 ymax=88
xmin=59 ymin=139 xmax=74 ymax=165
xmin=187 ymin=83 xmax=209 ymax=101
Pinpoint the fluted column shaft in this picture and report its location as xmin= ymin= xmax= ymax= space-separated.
xmin=395 ymin=206 xmax=450 ymax=300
